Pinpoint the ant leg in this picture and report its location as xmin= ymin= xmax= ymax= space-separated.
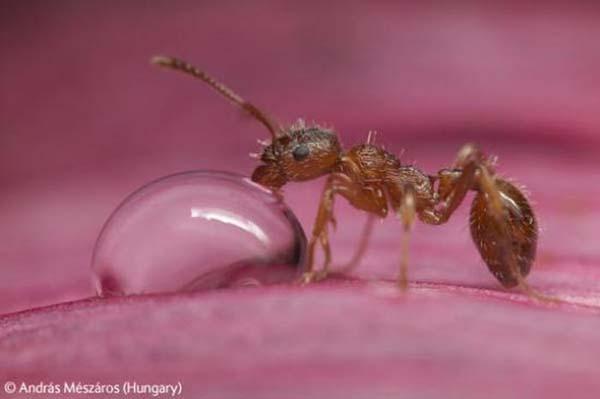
xmin=302 ymin=174 xmax=352 ymax=284
xmin=425 ymin=144 xmax=552 ymax=302
xmin=338 ymin=214 xmax=376 ymax=273
xmin=471 ymin=168 xmax=560 ymax=302
xmin=302 ymin=174 xmax=386 ymax=284
xmin=397 ymin=185 xmax=417 ymax=291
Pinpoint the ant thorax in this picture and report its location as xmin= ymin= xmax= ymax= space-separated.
xmin=344 ymin=143 xmax=402 ymax=182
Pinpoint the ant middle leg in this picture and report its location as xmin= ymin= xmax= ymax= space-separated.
xmin=383 ymin=179 xmax=418 ymax=290
xmin=397 ymin=185 xmax=417 ymax=291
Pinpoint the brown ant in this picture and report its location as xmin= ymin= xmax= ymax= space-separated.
xmin=152 ymin=55 xmax=543 ymax=299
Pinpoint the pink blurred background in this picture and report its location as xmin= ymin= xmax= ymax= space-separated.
xmin=2 ymin=1 xmax=600 ymax=397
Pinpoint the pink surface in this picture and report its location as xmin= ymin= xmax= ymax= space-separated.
xmin=2 ymin=2 xmax=600 ymax=398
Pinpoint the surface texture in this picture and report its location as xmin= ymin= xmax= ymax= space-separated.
xmin=1 ymin=1 xmax=600 ymax=398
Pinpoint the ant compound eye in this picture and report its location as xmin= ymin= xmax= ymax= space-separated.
xmin=292 ymin=144 xmax=310 ymax=161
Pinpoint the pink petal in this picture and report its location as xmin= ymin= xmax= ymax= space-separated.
xmin=2 ymin=2 xmax=600 ymax=398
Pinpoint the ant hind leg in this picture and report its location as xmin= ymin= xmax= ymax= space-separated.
xmin=474 ymin=167 xmax=558 ymax=303
xmin=434 ymin=144 xmax=556 ymax=303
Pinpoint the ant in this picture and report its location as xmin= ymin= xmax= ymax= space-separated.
xmin=152 ymin=55 xmax=543 ymax=299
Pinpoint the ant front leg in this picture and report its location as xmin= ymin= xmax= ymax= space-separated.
xmin=301 ymin=173 xmax=387 ymax=284
xmin=301 ymin=173 xmax=351 ymax=284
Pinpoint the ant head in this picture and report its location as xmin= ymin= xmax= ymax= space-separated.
xmin=150 ymin=58 xmax=341 ymax=190
xmin=252 ymin=119 xmax=342 ymax=189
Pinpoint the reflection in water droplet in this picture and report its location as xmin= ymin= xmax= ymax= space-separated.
xmin=91 ymin=171 xmax=306 ymax=296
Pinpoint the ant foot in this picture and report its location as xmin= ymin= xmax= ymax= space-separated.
xmin=397 ymin=271 xmax=409 ymax=292
xmin=299 ymin=270 xmax=329 ymax=285
xmin=397 ymin=280 xmax=409 ymax=292
xmin=519 ymin=283 xmax=562 ymax=305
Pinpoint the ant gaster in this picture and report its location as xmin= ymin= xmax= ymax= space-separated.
xmin=152 ymin=55 xmax=541 ymax=298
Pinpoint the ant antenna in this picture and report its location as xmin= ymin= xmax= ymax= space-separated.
xmin=151 ymin=55 xmax=280 ymax=139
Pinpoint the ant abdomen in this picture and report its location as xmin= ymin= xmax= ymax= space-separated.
xmin=469 ymin=179 xmax=538 ymax=288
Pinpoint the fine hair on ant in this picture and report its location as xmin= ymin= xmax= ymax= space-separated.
xmin=152 ymin=55 xmax=547 ymax=301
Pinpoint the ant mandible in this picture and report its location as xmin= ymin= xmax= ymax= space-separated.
xmin=152 ymin=55 xmax=541 ymax=299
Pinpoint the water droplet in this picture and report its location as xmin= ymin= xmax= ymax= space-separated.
xmin=91 ymin=171 xmax=306 ymax=296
